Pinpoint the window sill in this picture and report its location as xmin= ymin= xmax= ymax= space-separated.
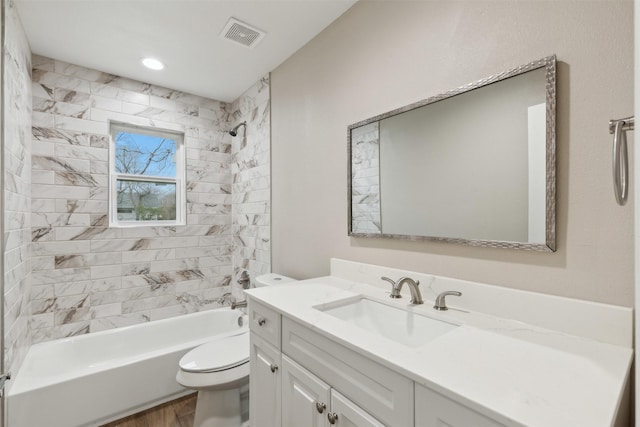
xmin=109 ymin=221 xmax=185 ymax=228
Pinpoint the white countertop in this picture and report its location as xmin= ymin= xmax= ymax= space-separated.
xmin=245 ymin=276 xmax=633 ymax=427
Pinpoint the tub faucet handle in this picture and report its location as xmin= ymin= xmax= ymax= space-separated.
xmin=237 ymin=270 xmax=251 ymax=289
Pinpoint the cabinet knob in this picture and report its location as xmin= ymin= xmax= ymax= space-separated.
xmin=258 ymin=317 xmax=266 ymax=326
xmin=327 ymin=412 xmax=338 ymax=424
xmin=270 ymin=364 xmax=278 ymax=373
xmin=315 ymin=402 xmax=326 ymax=414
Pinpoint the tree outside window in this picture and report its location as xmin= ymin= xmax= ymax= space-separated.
xmin=110 ymin=123 xmax=185 ymax=226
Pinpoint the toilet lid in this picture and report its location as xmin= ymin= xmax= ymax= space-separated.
xmin=179 ymin=332 xmax=249 ymax=373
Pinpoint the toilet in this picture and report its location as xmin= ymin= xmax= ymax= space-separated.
xmin=176 ymin=273 xmax=295 ymax=427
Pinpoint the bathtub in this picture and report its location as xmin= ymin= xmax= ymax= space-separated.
xmin=7 ymin=308 xmax=248 ymax=427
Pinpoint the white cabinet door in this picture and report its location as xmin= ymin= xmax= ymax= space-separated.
xmin=282 ymin=355 xmax=331 ymax=427
xmin=282 ymin=318 xmax=413 ymax=426
xmin=415 ymin=384 xmax=506 ymax=427
xmin=329 ymin=390 xmax=385 ymax=427
xmin=250 ymin=332 xmax=282 ymax=427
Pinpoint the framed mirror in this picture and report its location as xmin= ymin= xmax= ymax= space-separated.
xmin=348 ymin=55 xmax=556 ymax=252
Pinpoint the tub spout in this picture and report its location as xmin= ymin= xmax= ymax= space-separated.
xmin=231 ymin=300 xmax=247 ymax=310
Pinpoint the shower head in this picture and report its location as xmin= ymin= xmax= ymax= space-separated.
xmin=229 ymin=121 xmax=247 ymax=137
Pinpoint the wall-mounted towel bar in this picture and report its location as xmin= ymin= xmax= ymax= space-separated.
xmin=609 ymin=116 xmax=634 ymax=205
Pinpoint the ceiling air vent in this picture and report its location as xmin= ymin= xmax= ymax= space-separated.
xmin=221 ymin=18 xmax=266 ymax=49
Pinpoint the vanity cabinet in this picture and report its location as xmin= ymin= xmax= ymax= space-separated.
xmin=246 ymin=268 xmax=633 ymax=427
xmin=282 ymin=355 xmax=384 ymax=427
xmin=249 ymin=298 xmax=504 ymax=427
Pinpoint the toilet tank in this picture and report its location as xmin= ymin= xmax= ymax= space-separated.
xmin=254 ymin=273 xmax=296 ymax=288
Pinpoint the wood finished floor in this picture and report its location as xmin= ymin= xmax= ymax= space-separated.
xmin=100 ymin=393 xmax=197 ymax=427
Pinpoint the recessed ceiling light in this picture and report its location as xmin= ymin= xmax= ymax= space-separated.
xmin=142 ymin=58 xmax=164 ymax=70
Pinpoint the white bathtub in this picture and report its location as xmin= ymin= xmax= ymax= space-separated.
xmin=7 ymin=308 xmax=248 ymax=427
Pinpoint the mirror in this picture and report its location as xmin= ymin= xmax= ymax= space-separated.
xmin=348 ymin=56 xmax=556 ymax=252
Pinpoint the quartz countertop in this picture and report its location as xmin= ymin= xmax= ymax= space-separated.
xmin=245 ymin=276 xmax=633 ymax=427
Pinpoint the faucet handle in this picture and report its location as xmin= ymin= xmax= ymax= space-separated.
xmin=381 ymin=276 xmax=395 ymax=285
xmin=381 ymin=276 xmax=402 ymax=298
xmin=434 ymin=291 xmax=462 ymax=311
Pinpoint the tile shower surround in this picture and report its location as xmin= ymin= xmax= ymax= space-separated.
xmin=230 ymin=75 xmax=271 ymax=296
xmin=29 ymin=55 xmax=270 ymax=343
xmin=4 ymin=0 xmax=33 ymax=379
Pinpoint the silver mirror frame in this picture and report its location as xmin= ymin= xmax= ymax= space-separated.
xmin=347 ymin=55 xmax=556 ymax=252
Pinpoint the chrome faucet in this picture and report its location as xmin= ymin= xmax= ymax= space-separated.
xmin=381 ymin=276 xmax=423 ymax=305
xmin=433 ymin=291 xmax=462 ymax=311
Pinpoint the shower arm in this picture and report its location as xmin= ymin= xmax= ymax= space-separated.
xmin=229 ymin=121 xmax=247 ymax=137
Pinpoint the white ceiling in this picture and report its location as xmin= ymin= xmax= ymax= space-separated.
xmin=15 ymin=0 xmax=356 ymax=103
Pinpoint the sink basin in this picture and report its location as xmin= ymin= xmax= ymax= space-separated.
xmin=316 ymin=297 xmax=458 ymax=348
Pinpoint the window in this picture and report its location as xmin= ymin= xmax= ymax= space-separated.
xmin=109 ymin=122 xmax=185 ymax=226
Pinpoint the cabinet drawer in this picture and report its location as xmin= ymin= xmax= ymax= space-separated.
xmin=282 ymin=318 xmax=413 ymax=426
xmin=415 ymin=384 xmax=507 ymax=427
xmin=249 ymin=299 xmax=281 ymax=349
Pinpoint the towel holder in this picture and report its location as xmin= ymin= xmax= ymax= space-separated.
xmin=609 ymin=116 xmax=634 ymax=205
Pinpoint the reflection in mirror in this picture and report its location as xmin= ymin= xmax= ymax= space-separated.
xmin=348 ymin=56 xmax=556 ymax=251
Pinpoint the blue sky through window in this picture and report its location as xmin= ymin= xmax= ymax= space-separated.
xmin=114 ymin=131 xmax=177 ymax=178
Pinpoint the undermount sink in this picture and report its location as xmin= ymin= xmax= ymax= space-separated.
xmin=316 ymin=297 xmax=458 ymax=348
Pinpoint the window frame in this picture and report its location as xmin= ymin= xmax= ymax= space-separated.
xmin=109 ymin=121 xmax=186 ymax=227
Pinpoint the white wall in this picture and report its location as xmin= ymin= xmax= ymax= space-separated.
xmin=378 ymin=67 xmax=544 ymax=241
xmin=528 ymin=103 xmax=547 ymax=243
xmin=271 ymin=0 xmax=634 ymax=306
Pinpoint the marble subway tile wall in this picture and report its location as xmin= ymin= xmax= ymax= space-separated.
xmin=4 ymin=0 xmax=33 ymax=376
xmin=351 ymin=122 xmax=381 ymax=233
xmin=30 ymin=55 xmax=237 ymax=343
xmin=230 ymin=75 xmax=271 ymax=291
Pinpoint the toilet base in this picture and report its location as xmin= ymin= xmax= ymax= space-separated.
xmin=193 ymin=386 xmax=248 ymax=427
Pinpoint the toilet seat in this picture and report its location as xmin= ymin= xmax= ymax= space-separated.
xmin=179 ymin=332 xmax=249 ymax=373
xmin=176 ymin=359 xmax=250 ymax=391
xmin=176 ymin=330 xmax=250 ymax=391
